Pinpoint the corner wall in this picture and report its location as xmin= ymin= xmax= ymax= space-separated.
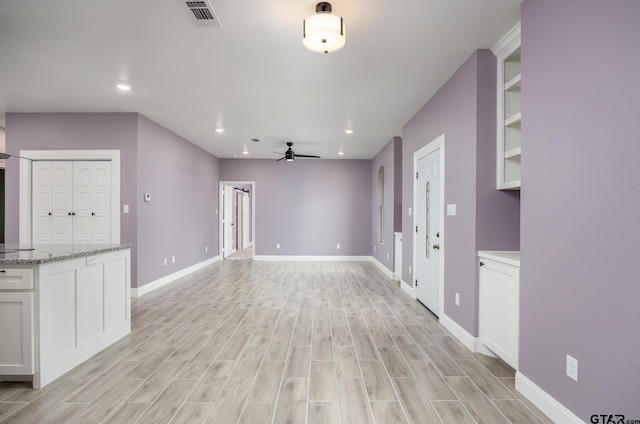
xmin=520 ymin=0 xmax=640 ymax=419
xmin=136 ymin=115 xmax=219 ymax=288
xmin=402 ymin=50 xmax=519 ymax=334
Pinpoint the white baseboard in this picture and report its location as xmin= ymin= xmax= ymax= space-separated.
xmin=132 ymin=256 xmax=220 ymax=297
xmin=400 ymin=280 xmax=416 ymax=298
xmin=439 ymin=313 xmax=497 ymax=357
xmin=254 ymin=255 xmax=370 ymax=261
xmin=440 ymin=313 xmax=476 ymax=352
xmin=516 ymin=372 xmax=584 ymax=424
xmin=370 ymin=257 xmax=395 ymax=279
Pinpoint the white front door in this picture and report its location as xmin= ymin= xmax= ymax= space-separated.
xmin=223 ymin=186 xmax=233 ymax=258
xmin=415 ymin=148 xmax=441 ymax=316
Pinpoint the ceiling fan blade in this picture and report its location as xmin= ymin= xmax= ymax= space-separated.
xmin=275 ymin=156 xmax=286 ymax=161
xmin=294 ymin=154 xmax=321 ymax=158
xmin=271 ymin=151 xmax=285 ymax=155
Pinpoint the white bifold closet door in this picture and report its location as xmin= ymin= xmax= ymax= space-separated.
xmin=32 ymin=161 xmax=112 ymax=244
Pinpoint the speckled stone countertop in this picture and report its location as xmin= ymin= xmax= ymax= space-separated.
xmin=0 ymin=244 xmax=132 ymax=265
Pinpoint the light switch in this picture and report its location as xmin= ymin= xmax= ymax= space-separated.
xmin=447 ymin=204 xmax=457 ymax=216
xmin=123 ymin=205 xmax=129 ymax=214
xmin=408 ymin=207 xmax=412 ymax=216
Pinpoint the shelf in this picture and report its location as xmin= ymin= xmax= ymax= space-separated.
xmin=499 ymin=180 xmax=521 ymax=190
xmin=504 ymin=148 xmax=521 ymax=159
xmin=504 ymin=74 xmax=521 ymax=91
xmin=504 ymin=113 xmax=521 ymax=127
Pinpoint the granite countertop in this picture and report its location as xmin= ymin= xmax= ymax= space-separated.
xmin=0 ymin=244 xmax=133 ymax=264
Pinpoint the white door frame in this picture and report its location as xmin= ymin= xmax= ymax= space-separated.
xmin=19 ymin=150 xmax=121 ymax=244
xmin=413 ymin=134 xmax=445 ymax=316
xmin=218 ymin=181 xmax=255 ymax=260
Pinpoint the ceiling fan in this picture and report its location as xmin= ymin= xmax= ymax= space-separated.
xmin=273 ymin=142 xmax=321 ymax=162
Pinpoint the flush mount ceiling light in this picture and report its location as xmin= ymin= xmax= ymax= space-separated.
xmin=116 ymin=83 xmax=131 ymax=91
xmin=344 ymin=129 xmax=353 ymax=134
xmin=303 ymin=2 xmax=345 ymax=54
xmin=215 ymin=127 xmax=225 ymax=133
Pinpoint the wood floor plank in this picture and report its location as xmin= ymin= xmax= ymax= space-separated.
xmin=249 ymin=361 xmax=286 ymax=402
xmin=308 ymin=402 xmax=340 ymax=424
xmin=445 ymin=376 xmax=509 ymax=424
xmin=205 ymin=378 xmax=252 ymax=424
xmin=359 ymin=360 xmax=397 ymax=401
xmin=370 ymin=401 xmax=409 ymax=424
xmin=309 ymin=361 xmax=338 ymax=401
xmin=391 ymin=378 xmax=442 ymax=424
xmin=273 ymin=379 xmax=308 ymax=424
xmin=337 ymin=378 xmax=374 ymax=424
xmin=431 ymin=400 xmax=476 ymax=424
xmin=238 ymin=402 xmax=276 ymax=424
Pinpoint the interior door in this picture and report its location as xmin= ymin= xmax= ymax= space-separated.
xmin=415 ymin=149 xmax=441 ymax=316
xmin=223 ymin=185 xmax=233 ymax=258
xmin=235 ymin=191 xmax=243 ymax=250
xmin=32 ymin=161 xmax=73 ymax=244
xmin=242 ymin=192 xmax=250 ymax=248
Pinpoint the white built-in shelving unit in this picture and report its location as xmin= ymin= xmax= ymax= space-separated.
xmin=493 ymin=22 xmax=522 ymax=190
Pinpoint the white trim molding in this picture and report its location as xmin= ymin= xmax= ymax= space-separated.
xmin=132 ymin=256 xmax=219 ymax=297
xmin=440 ymin=313 xmax=497 ymax=357
xmin=515 ymin=372 xmax=585 ymax=424
xmin=254 ymin=255 xmax=370 ymax=262
xmin=19 ymin=149 xmax=121 ymax=244
xmin=400 ymin=280 xmax=416 ymax=298
xmin=370 ymin=257 xmax=395 ymax=279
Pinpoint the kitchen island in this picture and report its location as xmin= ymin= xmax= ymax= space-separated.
xmin=0 ymin=244 xmax=131 ymax=388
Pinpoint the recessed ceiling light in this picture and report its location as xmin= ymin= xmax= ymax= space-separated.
xmin=338 ymin=151 xmax=345 ymax=156
xmin=242 ymin=150 xmax=249 ymax=155
xmin=116 ymin=83 xmax=131 ymax=91
xmin=215 ymin=127 xmax=225 ymax=133
xmin=232 ymin=155 xmax=238 ymax=158
xmin=345 ymin=129 xmax=354 ymax=134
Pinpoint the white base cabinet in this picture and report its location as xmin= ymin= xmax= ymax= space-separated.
xmin=0 ymin=247 xmax=130 ymax=388
xmin=478 ymin=251 xmax=520 ymax=370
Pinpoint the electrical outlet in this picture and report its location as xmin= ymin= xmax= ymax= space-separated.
xmin=408 ymin=207 xmax=412 ymax=216
xmin=336 ymin=243 xmax=341 ymax=249
xmin=164 ymin=258 xmax=167 ymax=266
xmin=123 ymin=205 xmax=129 ymax=214
xmin=455 ymin=292 xmax=460 ymax=306
xmin=409 ymin=265 xmax=412 ymax=274
xmin=276 ymin=243 xmax=280 ymax=249
xmin=172 ymin=256 xmax=175 ymax=263
xmin=566 ymin=355 xmax=578 ymax=381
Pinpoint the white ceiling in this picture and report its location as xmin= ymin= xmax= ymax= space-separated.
xmin=0 ymin=0 xmax=520 ymax=160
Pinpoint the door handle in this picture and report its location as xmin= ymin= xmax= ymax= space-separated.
xmin=432 ymin=244 xmax=440 ymax=250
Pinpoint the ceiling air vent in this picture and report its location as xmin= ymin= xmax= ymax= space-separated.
xmin=183 ymin=0 xmax=222 ymax=27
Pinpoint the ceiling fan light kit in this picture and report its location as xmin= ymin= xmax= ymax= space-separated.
xmin=303 ymin=2 xmax=345 ymax=54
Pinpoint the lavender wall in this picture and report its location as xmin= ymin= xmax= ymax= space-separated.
xmin=4 ymin=113 xmax=139 ymax=281
xmin=402 ymin=51 xmax=519 ymax=334
xmin=520 ymin=0 xmax=640 ymax=419
xmin=372 ymin=137 xmax=401 ymax=272
xmin=136 ymin=116 xmax=219 ymax=287
xmin=219 ymin=159 xmax=371 ymax=256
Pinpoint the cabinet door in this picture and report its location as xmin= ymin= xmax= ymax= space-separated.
xmin=479 ymin=259 xmax=519 ymax=369
xmin=0 ymin=292 xmax=34 ymax=374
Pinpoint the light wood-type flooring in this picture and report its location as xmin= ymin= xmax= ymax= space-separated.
xmin=0 ymin=260 xmax=554 ymax=424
